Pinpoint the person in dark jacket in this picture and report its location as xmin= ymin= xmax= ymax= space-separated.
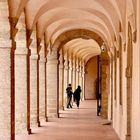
xmin=74 ymin=85 xmax=82 ymax=108
xmin=66 ymin=84 xmax=73 ymax=108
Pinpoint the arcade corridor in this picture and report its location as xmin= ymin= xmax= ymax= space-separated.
xmin=0 ymin=0 xmax=140 ymax=140
xmin=16 ymin=100 xmax=119 ymax=140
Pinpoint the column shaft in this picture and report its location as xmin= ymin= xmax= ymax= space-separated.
xmin=30 ymin=54 xmax=38 ymax=127
xmin=72 ymin=61 xmax=76 ymax=91
xmin=63 ymin=61 xmax=69 ymax=107
xmin=47 ymin=50 xmax=59 ymax=117
xmin=39 ymin=57 xmax=46 ymax=122
xmin=59 ymin=64 xmax=64 ymax=109
xmin=76 ymin=69 xmax=79 ymax=87
xmin=0 ymin=46 xmax=14 ymax=140
xmin=15 ymin=48 xmax=28 ymax=134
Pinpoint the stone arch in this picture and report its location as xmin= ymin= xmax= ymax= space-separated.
xmin=52 ymin=29 xmax=104 ymax=51
xmin=32 ymin=0 xmax=120 ymax=29
xmin=36 ymin=8 xmax=114 ymax=39
xmin=64 ymin=39 xmax=101 ymax=55
xmin=127 ymin=0 xmax=137 ymax=42
xmin=50 ymin=26 xmax=108 ymax=48
xmin=46 ymin=19 xmax=111 ymax=45
xmin=109 ymin=0 xmax=124 ymax=25
xmin=53 ymin=30 xmax=104 ymax=108
xmin=8 ymin=0 xmax=29 ymax=18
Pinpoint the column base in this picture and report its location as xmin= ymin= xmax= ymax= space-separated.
xmin=48 ymin=113 xmax=59 ymax=118
xmin=126 ymin=134 xmax=131 ymax=140
xmin=62 ymin=106 xmax=65 ymax=110
xmin=45 ymin=117 xmax=48 ymax=122
xmin=58 ymin=113 xmax=60 ymax=118
xmin=37 ymin=121 xmax=41 ymax=127
xmin=28 ymin=128 xmax=32 ymax=134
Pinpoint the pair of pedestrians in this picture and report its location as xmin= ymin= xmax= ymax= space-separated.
xmin=66 ymin=84 xmax=82 ymax=109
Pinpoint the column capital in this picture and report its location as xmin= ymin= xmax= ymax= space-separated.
xmin=72 ymin=64 xmax=76 ymax=71
xmin=76 ymin=64 xmax=79 ymax=72
xmin=68 ymin=60 xmax=73 ymax=70
xmin=39 ymin=56 xmax=46 ymax=63
xmin=47 ymin=48 xmax=58 ymax=61
xmin=30 ymin=54 xmax=38 ymax=60
xmin=59 ymin=64 xmax=64 ymax=69
xmin=76 ymin=68 xmax=79 ymax=72
xmin=64 ymin=63 xmax=68 ymax=70
xmin=64 ymin=65 xmax=69 ymax=70
xmin=47 ymin=49 xmax=58 ymax=64
xmin=47 ymin=57 xmax=58 ymax=64
xmin=15 ymin=47 xmax=28 ymax=55
xmin=8 ymin=17 xmax=18 ymax=40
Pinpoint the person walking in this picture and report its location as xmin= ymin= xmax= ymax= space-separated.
xmin=66 ymin=84 xmax=73 ymax=108
xmin=74 ymin=85 xmax=82 ymax=109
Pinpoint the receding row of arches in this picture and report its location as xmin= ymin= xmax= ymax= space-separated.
xmin=0 ymin=0 xmax=140 ymax=140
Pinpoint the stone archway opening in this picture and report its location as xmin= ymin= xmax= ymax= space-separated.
xmin=49 ymin=28 xmax=111 ymax=120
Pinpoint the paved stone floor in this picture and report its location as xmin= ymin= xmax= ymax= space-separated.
xmin=16 ymin=100 xmax=120 ymax=140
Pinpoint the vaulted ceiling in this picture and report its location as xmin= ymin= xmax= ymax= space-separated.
xmin=8 ymin=0 xmax=135 ymax=63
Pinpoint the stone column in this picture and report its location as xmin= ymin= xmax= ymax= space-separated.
xmin=15 ymin=11 xmax=31 ymax=134
xmin=72 ymin=58 xmax=76 ymax=91
xmin=59 ymin=51 xmax=64 ymax=109
xmin=81 ymin=62 xmax=85 ymax=100
xmin=0 ymin=42 xmax=14 ymax=140
xmin=78 ymin=62 xmax=82 ymax=101
xmin=47 ymin=48 xmax=59 ymax=117
xmin=68 ymin=57 xmax=74 ymax=104
xmin=79 ymin=61 xmax=82 ymax=87
xmin=76 ymin=58 xmax=79 ymax=87
xmin=39 ymin=56 xmax=46 ymax=122
xmin=30 ymin=53 xmax=38 ymax=128
xmin=80 ymin=63 xmax=85 ymax=100
xmin=15 ymin=47 xmax=28 ymax=134
xmin=45 ymin=58 xmax=47 ymax=121
xmin=29 ymin=29 xmax=38 ymax=128
xmin=101 ymin=52 xmax=110 ymax=119
xmin=125 ymin=22 xmax=133 ymax=140
xmin=0 ymin=1 xmax=15 ymax=139
xmin=63 ymin=54 xmax=69 ymax=108
xmin=68 ymin=59 xmax=73 ymax=85
xmin=35 ymin=39 xmax=41 ymax=126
